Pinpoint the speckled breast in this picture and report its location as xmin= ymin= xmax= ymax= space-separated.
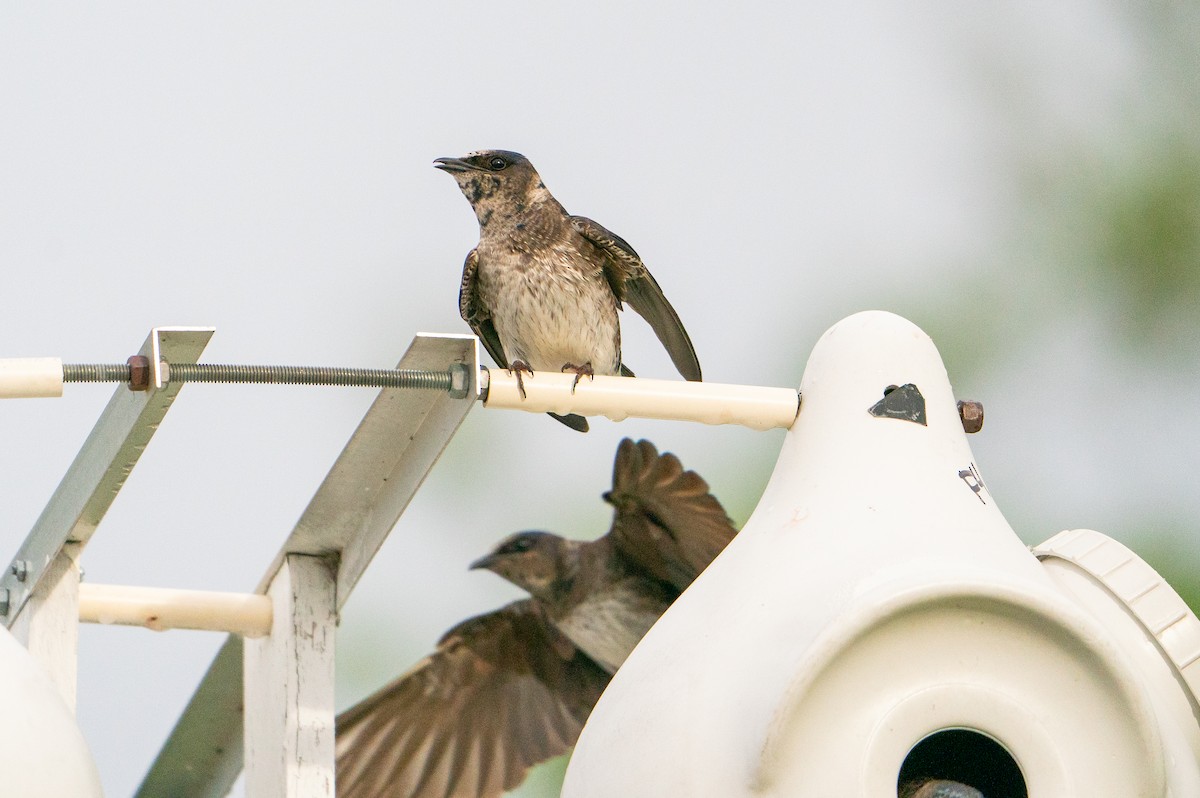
xmin=481 ymin=245 xmax=622 ymax=374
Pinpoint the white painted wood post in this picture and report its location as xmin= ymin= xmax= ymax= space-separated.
xmin=11 ymin=542 xmax=82 ymax=711
xmin=244 ymin=554 xmax=336 ymax=798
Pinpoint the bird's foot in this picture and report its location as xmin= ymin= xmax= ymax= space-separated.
xmin=508 ymin=360 xmax=533 ymax=399
xmin=561 ymin=362 xmax=594 ymax=394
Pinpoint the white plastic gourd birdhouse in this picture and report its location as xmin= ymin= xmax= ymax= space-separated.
xmin=0 ymin=624 xmax=103 ymax=797
xmin=561 ymin=311 xmax=1200 ymax=797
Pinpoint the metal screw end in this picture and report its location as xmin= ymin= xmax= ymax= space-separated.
xmin=0 ymin=588 xmax=9 ymax=617
xmin=958 ymin=400 xmax=984 ymax=433
xmin=477 ymin=366 xmax=492 ymax=402
xmin=9 ymin=560 xmax=28 ymax=582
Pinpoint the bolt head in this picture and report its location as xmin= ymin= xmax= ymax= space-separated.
xmin=958 ymin=400 xmax=984 ymax=433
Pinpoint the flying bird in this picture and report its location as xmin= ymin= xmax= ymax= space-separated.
xmin=335 ymin=438 xmax=736 ymax=797
xmin=434 ymin=150 xmax=702 ymax=432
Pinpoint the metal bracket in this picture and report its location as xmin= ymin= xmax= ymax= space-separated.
xmin=1 ymin=327 xmax=213 ymax=625
xmin=135 ymin=333 xmax=480 ymax=798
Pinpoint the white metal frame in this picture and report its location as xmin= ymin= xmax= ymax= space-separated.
xmin=1 ymin=326 xmax=799 ymax=797
xmin=2 ymin=327 xmax=214 ymax=710
xmin=137 ymin=332 xmax=480 ymax=798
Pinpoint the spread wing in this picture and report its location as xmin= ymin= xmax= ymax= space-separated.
xmin=459 ymin=248 xmax=509 ymax=370
xmin=336 ymin=600 xmax=610 ymax=798
xmin=570 ymin=216 xmax=702 ymax=381
xmin=603 ymin=438 xmax=737 ymax=591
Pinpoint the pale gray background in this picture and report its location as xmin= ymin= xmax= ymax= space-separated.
xmin=1 ymin=3 xmax=1197 ymax=796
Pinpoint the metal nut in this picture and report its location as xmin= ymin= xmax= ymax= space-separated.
xmin=447 ymin=363 xmax=471 ymax=399
xmin=958 ymin=400 xmax=984 ymax=433
xmin=127 ymin=355 xmax=151 ymax=391
xmin=9 ymin=560 xmax=28 ymax=582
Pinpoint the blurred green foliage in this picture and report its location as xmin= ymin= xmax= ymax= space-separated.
xmin=507 ymin=756 xmax=569 ymax=798
xmin=1038 ymin=133 xmax=1200 ymax=354
xmin=1131 ymin=513 xmax=1200 ymax=616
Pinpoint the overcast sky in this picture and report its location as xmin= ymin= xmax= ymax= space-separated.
xmin=1 ymin=3 xmax=1193 ymax=796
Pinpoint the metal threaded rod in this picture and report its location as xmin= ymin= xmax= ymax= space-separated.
xmin=165 ymin=363 xmax=457 ymax=390
xmin=62 ymin=361 xmax=471 ymax=397
xmin=62 ymin=363 xmax=133 ymax=383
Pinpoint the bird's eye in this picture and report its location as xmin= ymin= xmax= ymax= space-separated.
xmin=488 ymin=156 xmax=508 ymax=171
xmin=506 ymin=537 xmax=533 ymax=553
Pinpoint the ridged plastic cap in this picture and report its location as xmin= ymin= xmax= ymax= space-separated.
xmin=1034 ymin=528 xmax=1200 ymax=706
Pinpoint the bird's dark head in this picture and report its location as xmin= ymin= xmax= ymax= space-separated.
xmin=469 ymin=530 xmax=575 ymax=600
xmin=433 ymin=150 xmax=547 ymax=226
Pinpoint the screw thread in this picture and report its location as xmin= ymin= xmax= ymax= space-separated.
xmin=62 ymin=362 xmax=467 ymax=393
xmin=165 ymin=363 xmax=454 ymax=390
xmin=63 ymin=363 xmax=133 ymax=383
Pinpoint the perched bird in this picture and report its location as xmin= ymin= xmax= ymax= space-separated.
xmin=335 ymin=438 xmax=736 ymax=797
xmin=434 ymin=149 xmax=702 ymax=432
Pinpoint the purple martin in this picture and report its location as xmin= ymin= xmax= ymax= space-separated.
xmin=434 ymin=150 xmax=702 ymax=432
xmin=335 ymin=439 xmax=736 ymax=797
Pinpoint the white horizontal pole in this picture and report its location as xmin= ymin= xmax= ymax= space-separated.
xmin=0 ymin=357 xmax=63 ymax=398
xmin=79 ymin=583 xmax=273 ymax=637
xmin=482 ymin=370 xmax=800 ymax=430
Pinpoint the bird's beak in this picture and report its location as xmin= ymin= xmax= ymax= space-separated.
xmin=433 ymin=157 xmax=476 ymax=173
xmin=469 ymin=553 xmax=498 ymax=572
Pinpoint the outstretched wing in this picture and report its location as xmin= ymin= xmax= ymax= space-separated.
xmin=336 ymin=600 xmax=610 ymax=798
xmin=459 ymin=248 xmax=508 ymax=370
xmin=570 ymin=216 xmax=702 ymax=381
xmin=603 ymin=438 xmax=736 ymax=591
